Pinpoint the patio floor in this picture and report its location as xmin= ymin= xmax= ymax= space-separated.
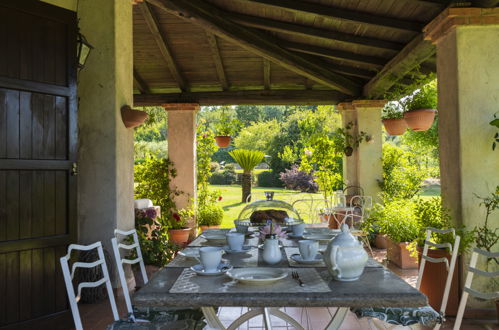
xmin=78 ymin=248 xmax=498 ymax=330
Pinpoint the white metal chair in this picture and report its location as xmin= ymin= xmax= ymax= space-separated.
xmin=354 ymin=227 xmax=461 ymax=329
xmin=111 ymin=229 xmax=148 ymax=320
xmin=60 ymin=241 xmax=119 ymax=330
xmin=453 ymin=248 xmax=499 ymax=330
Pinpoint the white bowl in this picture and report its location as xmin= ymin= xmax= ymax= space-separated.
xmin=226 ymin=267 xmax=288 ymax=285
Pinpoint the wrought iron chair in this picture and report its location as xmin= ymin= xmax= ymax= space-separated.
xmin=353 ymin=227 xmax=461 ymax=329
xmin=60 ymin=242 xmax=119 ymax=330
xmin=453 ymin=248 xmax=499 ymax=330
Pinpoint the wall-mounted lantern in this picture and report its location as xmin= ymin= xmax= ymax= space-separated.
xmin=77 ymin=32 xmax=93 ymax=69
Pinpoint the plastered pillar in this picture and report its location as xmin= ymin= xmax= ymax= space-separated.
xmin=337 ymin=101 xmax=385 ymax=203
xmin=164 ymin=103 xmax=198 ymax=229
xmin=425 ymin=8 xmax=499 ymax=309
xmin=77 ymin=0 xmax=134 ymax=255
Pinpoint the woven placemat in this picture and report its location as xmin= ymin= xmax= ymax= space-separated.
xmin=170 ymin=267 xmax=331 ymax=294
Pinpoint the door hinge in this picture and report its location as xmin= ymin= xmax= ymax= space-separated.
xmin=71 ymin=162 xmax=78 ymax=176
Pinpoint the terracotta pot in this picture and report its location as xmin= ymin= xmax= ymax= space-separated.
xmin=199 ymin=225 xmax=221 ymax=232
xmin=121 ymin=105 xmax=148 ymax=128
xmin=382 ymin=118 xmax=407 ymax=136
xmin=374 ymin=234 xmax=388 ymax=249
xmin=386 ymin=238 xmax=418 ymax=269
xmin=168 ymin=228 xmax=191 ymax=245
xmin=403 ymin=109 xmax=436 ymax=131
xmin=215 ymin=136 xmax=231 ymax=148
xmin=417 ymin=247 xmax=461 ymax=316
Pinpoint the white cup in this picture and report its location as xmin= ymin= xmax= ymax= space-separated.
xmin=226 ymin=232 xmax=245 ymax=251
xmin=199 ymin=247 xmax=223 ymax=272
xmin=292 ymin=223 xmax=306 ymax=236
xmin=298 ymin=240 xmax=319 ymax=261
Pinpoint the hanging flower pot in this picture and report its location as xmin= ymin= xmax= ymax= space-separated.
xmin=344 ymin=146 xmax=353 ymax=157
xmin=168 ymin=228 xmax=191 ymax=245
xmin=382 ymin=118 xmax=407 ymax=136
xmin=215 ymin=136 xmax=231 ymax=148
xmin=121 ymin=105 xmax=148 ymax=128
xmin=403 ymin=109 xmax=436 ymax=131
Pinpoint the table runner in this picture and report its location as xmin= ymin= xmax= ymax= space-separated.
xmin=170 ymin=267 xmax=331 ymax=294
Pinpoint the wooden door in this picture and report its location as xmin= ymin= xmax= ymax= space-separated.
xmin=0 ymin=1 xmax=77 ymax=329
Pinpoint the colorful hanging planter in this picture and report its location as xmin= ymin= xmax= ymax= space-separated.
xmin=215 ymin=136 xmax=231 ymax=148
xmin=404 ymin=109 xmax=437 ymax=131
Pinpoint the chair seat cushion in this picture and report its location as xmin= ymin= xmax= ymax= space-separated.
xmin=351 ymin=306 xmax=443 ymax=327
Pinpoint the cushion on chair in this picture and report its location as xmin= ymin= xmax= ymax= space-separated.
xmin=351 ymin=306 xmax=443 ymax=327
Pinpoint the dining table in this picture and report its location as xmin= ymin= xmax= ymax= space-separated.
xmin=132 ymin=227 xmax=427 ymax=330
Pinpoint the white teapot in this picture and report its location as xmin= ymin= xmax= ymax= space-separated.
xmin=324 ymin=224 xmax=368 ymax=281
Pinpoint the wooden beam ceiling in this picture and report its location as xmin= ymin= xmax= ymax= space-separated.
xmin=231 ymin=13 xmax=404 ymax=52
xmin=206 ymin=32 xmax=229 ymax=90
xmin=133 ymin=68 xmax=150 ymax=94
xmin=263 ymin=59 xmax=271 ymax=90
xmin=249 ymin=0 xmax=424 ymax=32
xmin=134 ymin=90 xmax=348 ymax=106
xmin=363 ymin=35 xmax=435 ymax=98
xmin=139 ymin=2 xmax=188 ymax=92
xmin=146 ymin=0 xmax=360 ymax=96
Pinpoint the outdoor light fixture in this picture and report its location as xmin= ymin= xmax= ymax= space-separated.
xmin=77 ymin=32 xmax=93 ymax=69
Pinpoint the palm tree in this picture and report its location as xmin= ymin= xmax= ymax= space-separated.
xmin=229 ymin=149 xmax=265 ymax=202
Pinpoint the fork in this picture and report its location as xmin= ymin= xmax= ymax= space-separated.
xmin=292 ymin=271 xmax=305 ymax=287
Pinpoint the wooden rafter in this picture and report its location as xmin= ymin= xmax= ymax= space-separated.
xmin=133 ymin=68 xmax=150 ymax=94
xmin=263 ymin=59 xmax=271 ymax=90
xmin=281 ymin=41 xmax=385 ymax=68
xmin=363 ymin=35 xmax=435 ymax=98
xmin=146 ymin=0 xmax=360 ymax=96
xmin=134 ymin=90 xmax=348 ymax=106
xmin=139 ymin=2 xmax=188 ymax=91
xmin=249 ymin=0 xmax=424 ymax=32
xmin=206 ymin=32 xmax=229 ymax=91
xmin=231 ymin=12 xmax=403 ymax=52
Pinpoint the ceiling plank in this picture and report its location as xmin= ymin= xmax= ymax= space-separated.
xmin=206 ymin=32 xmax=229 ymax=91
xmin=249 ymin=0 xmax=424 ymax=32
xmin=363 ymin=35 xmax=435 ymax=98
xmin=281 ymin=41 xmax=385 ymax=68
xmin=133 ymin=68 xmax=150 ymax=94
xmin=134 ymin=90 xmax=348 ymax=106
xmin=146 ymin=0 xmax=360 ymax=96
xmin=231 ymin=12 xmax=404 ymax=51
xmin=263 ymin=59 xmax=271 ymax=90
xmin=139 ymin=2 xmax=188 ymax=92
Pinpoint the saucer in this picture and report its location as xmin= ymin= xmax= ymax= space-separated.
xmin=190 ymin=263 xmax=232 ymax=276
xmin=223 ymin=245 xmax=253 ymax=254
xmin=290 ymin=253 xmax=324 ymax=265
xmin=288 ymin=233 xmax=306 ymax=239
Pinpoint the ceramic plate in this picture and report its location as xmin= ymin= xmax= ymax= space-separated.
xmin=290 ymin=253 xmax=324 ymax=265
xmin=190 ymin=263 xmax=232 ymax=276
xmin=226 ymin=267 xmax=288 ymax=285
xmin=222 ymin=245 xmax=253 ymax=254
xmin=200 ymin=233 xmax=227 ymax=242
xmin=302 ymin=234 xmax=335 ymax=243
xmin=178 ymin=248 xmax=200 ymax=260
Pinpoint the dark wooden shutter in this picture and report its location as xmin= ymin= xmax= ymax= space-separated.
xmin=0 ymin=1 xmax=77 ymax=329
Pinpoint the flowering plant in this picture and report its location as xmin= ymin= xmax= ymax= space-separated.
xmin=259 ymin=224 xmax=287 ymax=240
xmin=165 ymin=212 xmax=188 ymax=230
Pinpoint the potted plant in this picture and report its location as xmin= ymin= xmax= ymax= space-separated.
xmin=167 ymin=212 xmax=191 ymax=245
xmin=361 ymin=206 xmax=388 ymax=249
xmin=474 ymin=186 xmax=499 ymax=320
xmin=377 ymin=200 xmax=419 ymax=269
xmin=408 ymin=197 xmax=474 ymax=316
xmin=214 ymin=109 xmax=241 ymax=148
xmin=198 ymin=203 xmax=224 ymax=231
xmin=382 ymin=102 xmax=407 ymax=136
xmin=402 ymin=81 xmax=437 ymax=131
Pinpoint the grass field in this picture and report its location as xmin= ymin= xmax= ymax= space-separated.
xmin=208 ymin=184 xmax=441 ymax=228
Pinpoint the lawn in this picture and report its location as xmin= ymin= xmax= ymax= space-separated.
xmin=208 ymin=184 xmax=442 ymax=228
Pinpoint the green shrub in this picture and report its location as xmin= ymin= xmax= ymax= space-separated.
xmin=198 ymin=204 xmax=224 ymax=226
xmin=404 ymin=80 xmax=437 ymax=111
xmin=209 ymin=171 xmax=237 ymax=185
xmin=376 ymin=200 xmax=419 ymax=243
xmin=257 ymin=170 xmax=282 ymax=187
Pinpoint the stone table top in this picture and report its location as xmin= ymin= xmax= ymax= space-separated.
xmin=133 ymin=229 xmax=426 ymax=309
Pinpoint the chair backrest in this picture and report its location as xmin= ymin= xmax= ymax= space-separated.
xmin=60 ymin=241 xmax=119 ymax=330
xmin=111 ymin=229 xmax=148 ymax=317
xmin=416 ymin=227 xmax=461 ymax=318
xmin=453 ymin=248 xmax=499 ymax=330
xmin=292 ymin=197 xmax=318 ymax=223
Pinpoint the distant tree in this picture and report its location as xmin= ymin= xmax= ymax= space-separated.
xmin=229 ymin=149 xmax=265 ymax=202
xmin=235 ymin=105 xmax=261 ymax=126
xmin=234 ymin=120 xmax=280 ymax=153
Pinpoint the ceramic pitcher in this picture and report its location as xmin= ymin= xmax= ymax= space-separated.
xmin=324 ymin=224 xmax=368 ymax=281
xmin=262 ymin=235 xmax=281 ymax=265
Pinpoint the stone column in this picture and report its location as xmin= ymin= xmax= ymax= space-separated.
xmin=424 ymin=8 xmax=499 ymax=309
xmin=337 ymin=101 xmax=385 ymax=203
xmin=164 ymin=103 xmax=199 ymax=229
xmin=77 ymin=0 xmax=134 ymax=252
